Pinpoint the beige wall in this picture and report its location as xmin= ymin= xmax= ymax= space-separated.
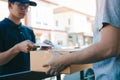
xmin=0 ymin=1 xmax=9 ymax=21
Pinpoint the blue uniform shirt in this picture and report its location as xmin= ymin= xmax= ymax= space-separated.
xmin=0 ymin=18 xmax=35 ymax=76
xmin=93 ymin=0 xmax=120 ymax=80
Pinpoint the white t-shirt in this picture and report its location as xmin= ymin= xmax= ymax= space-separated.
xmin=93 ymin=0 xmax=120 ymax=80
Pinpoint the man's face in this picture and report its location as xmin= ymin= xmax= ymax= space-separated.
xmin=9 ymin=2 xmax=30 ymax=19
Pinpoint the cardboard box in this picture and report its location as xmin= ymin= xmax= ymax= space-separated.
xmin=30 ymin=50 xmax=92 ymax=74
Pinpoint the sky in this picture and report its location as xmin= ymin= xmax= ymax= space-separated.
xmin=47 ymin=0 xmax=96 ymax=16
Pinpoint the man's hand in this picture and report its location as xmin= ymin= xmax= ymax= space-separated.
xmin=14 ymin=40 xmax=38 ymax=53
xmin=43 ymin=50 xmax=69 ymax=75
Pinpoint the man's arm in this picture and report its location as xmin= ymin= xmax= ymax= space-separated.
xmin=0 ymin=46 xmax=19 ymax=66
xmin=0 ymin=40 xmax=37 ymax=66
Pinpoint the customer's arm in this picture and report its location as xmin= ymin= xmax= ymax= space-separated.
xmin=68 ymin=24 xmax=120 ymax=64
xmin=43 ymin=24 xmax=120 ymax=75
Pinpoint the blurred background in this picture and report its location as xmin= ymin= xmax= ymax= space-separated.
xmin=0 ymin=0 xmax=96 ymax=48
xmin=0 ymin=0 xmax=96 ymax=80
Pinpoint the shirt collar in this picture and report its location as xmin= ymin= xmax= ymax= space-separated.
xmin=4 ymin=18 xmax=23 ymax=29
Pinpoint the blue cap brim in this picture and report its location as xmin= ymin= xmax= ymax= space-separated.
xmin=9 ymin=0 xmax=37 ymax=6
xmin=22 ymin=1 xmax=37 ymax=6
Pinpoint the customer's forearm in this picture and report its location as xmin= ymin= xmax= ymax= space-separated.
xmin=65 ymin=42 xmax=117 ymax=65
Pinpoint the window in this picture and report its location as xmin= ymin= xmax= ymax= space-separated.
xmin=55 ymin=20 xmax=59 ymax=26
xmin=68 ymin=18 xmax=71 ymax=25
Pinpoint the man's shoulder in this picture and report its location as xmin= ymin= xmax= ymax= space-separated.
xmin=0 ymin=18 xmax=9 ymax=28
xmin=21 ymin=25 xmax=33 ymax=33
xmin=0 ymin=20 xmax=7 ymax=30
xmin=22 ymin=25 xmax=33 ymax=30
xmin=0 ymin=19 xmax=8 ymax=35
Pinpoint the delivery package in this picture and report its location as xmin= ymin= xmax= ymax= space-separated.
xmin=30 ymin=50 xmax=92 ymax=74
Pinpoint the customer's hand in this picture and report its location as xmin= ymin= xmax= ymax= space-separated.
xmin=14 ymin=40 xmax=38 ymax=53
xmin=43 ymin=50 xmax=69 ymax=75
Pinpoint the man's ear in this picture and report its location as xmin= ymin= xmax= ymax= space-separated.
xmin=8 ymin=2 xmax=13 ymax=9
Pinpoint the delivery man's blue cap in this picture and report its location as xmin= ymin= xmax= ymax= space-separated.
xmin=8 ymin=0 xmax=37 ymax=6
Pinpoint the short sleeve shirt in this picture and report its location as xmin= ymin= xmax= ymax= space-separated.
xmin=93 ymin=0 xmax=120 ymax=80
xmin=0 ymin=18 xmax=35 ymax=76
